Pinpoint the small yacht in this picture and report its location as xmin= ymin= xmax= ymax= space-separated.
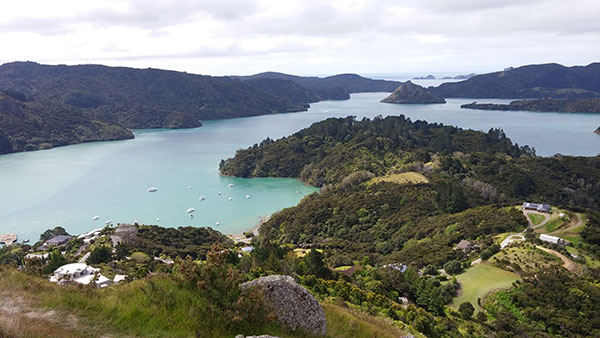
xmin=216 ymin=222 xmax=220 ymax=226
xmin=296 ymin=190 xmax=300 ymax=194
xmin=23 ymin=238 xmax=30 ymax=243
xmin=186 ymin=208 xmax=195 ymax=213
xmin=246 ymin=195 xmax=250 ymax=199
xmin=148 ymin=187 xmax=158 ymax=192
xmin=228 ymin=197 xmax=233 ymax=201
xmin=105 ymin=220 xmax=111 ymax=225
xmin=188 ymin=186 xmax=192 ymax=189
xmin=93 ymin=216 xmax=100 ymax=221
xmin=199 ymin=196 xmax=206 ymax=200
xmin=156 ymin=218 xmax=160 ymax=222
xmin=228 ymin=183 xmax=235 ymax=187
xmin=217 ymin=191 xmax=222 ymax=195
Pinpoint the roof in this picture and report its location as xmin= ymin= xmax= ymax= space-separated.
xmin=456 ymin=239 xmax=474 ymax=249
xmin=241 ymin=246 xmax=254 ymax=253
xmin=540 ymin=234 xmax=564 ymax=244
xmin=383 ymin=263 xmax=407 ymax=273
xmin=46 ymin=235 xmax=72 ymax=245
xmin=523 ymin=202 xmax=551 ymax=212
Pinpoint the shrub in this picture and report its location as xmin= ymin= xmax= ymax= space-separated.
xmin=459 ymin=301 xmax=475 ymax=318
xmin=443 ymin=260 xmax=463 ymax=275
xmin=87 ymin=245 xmax=113 ymax=264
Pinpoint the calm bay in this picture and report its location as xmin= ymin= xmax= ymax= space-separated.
xmin=1 ymin=91 xmax=599 ymax=242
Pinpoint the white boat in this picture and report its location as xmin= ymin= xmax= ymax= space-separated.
xmin=186 ymin=208 xmax=195 ymax=213
xmin=156 ymin=218 xmax=160 ymax=222
xmin=105 ymin=220 xmax=111 ymax=225
xmin=216 ymin=222 xmax=220 ymax=226
xmin=148 ymin=187 xmax=158 ymax=192
xmin=23 ymin=238 xmax=30 ymax=243
xmin=92 ymin=216 xmax=100 ymax=221
xmin=228 ymin=183 xmax=235 ymax=187
xmin=296 ymin=190 xmax=300 ymax=194
xmin=246 ymin=195 xmax=250 ymax=199
xmin=188 ymin=185 xmax=192 ymax=189
xmin=199 ymin=196 xmax=206 ymax=200
xmin=217 ymin=191 xmax=222 ymax=195
xmin=228 ymin=197 xmax=233 ymax=201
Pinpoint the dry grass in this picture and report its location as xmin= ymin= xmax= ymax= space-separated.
xmin=323 ymin=303 xmax=418 ymax=338
xmin=368 ymin=172 xmax=429 ymax=186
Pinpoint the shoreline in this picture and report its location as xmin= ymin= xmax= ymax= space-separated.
xmin=228 ymin=216 xmax=269 ymax=244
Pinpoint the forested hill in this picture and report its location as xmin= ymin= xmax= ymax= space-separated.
xmin=236 ymin=72 xmax=403 ymax=101
xmin=0 ymin=62 xmax=306 ymax=130
xmin=221 ymin=115 xmax=600 ymax=209
xmin=429 ymin=62 xmax=600 ymax=99
xmin=0 ymin=91 xmax=133 ymax=154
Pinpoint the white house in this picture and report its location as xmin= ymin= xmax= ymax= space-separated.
xmin=539 ymin=234 xmax=567 ymax=246
xmin=49 ymin=263 xmax=111 ymax=288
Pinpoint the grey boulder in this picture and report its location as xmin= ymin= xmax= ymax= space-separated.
xmin=241 ymin=275 xmax=327 ymax=336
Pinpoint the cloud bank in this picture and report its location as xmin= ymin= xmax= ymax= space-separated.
xmin=0 ymin=0 xmax=598 ymax=75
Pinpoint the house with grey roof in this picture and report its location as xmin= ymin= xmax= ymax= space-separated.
xmin=45 ymin=235 xmax=72 ymax=246
xmin=523 ymin=202 xmax=551 ymax=213
xmin=456 ymin=239 xmax=475 ymax=252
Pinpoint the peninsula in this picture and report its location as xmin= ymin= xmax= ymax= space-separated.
xmin=461 ymin=98 xmax=600 ymax=114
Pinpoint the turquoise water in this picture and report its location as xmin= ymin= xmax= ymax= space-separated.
xmin=1 ymin=92 xmax=599 ymax=242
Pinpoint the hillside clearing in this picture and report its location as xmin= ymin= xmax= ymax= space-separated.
xmin=368 ymin=172 xmax=429 ymax=185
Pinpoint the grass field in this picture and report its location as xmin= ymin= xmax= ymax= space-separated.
xmin=452 ymin=264 xmax=520 ymax=312
xmin=368 ymin=172 xmax=429 ymax=185
xmin=528 ymin=213 xmax=546 ymax=226
xmin=543 ymin=216 xmax=567 ymax=232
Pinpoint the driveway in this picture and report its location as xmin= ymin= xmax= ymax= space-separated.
xmin=536 ymin=245 xmax=577 ymax=272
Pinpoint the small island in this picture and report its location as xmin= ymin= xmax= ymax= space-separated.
xmin=461 ymin=98 xmax=600 ymax=114
xmin=381 ymin=81 xmax=446 ymax=104
xmin=413 ymin=74 xmax=435 ymax=80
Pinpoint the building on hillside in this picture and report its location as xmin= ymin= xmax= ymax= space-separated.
xmin=539 ymin=234 xmax=567 ymax=246
xmin=456 ymin=239 xmax=475 ymax=252
xmin=522 ymin=202 xmax=551 ymax=213
xmin=45 ymin=235 xmax=72 ymax=246
xmin=383 ymin=263 xmax=408 ymax=273
xmin=49 ymin=263 xmax=111 ymax=287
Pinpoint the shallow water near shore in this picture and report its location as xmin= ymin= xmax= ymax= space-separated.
xmin=1 ymin=91 xmax=599 ymax=242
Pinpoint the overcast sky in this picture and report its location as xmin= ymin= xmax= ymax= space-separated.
xmin=1 ymin=0 xmax=598 ymax=76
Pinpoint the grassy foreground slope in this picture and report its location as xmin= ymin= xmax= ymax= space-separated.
xmin=0 ymin=266 xmax=414 ymax=338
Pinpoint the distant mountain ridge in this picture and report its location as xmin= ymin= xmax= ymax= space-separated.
xmin=0 ymin=62 xmax=310 ymax=154
xmin=235 ymin=72 xmax=403 ymax=102
xmin=0 ymin=62 xmax=306 ymax=128
xmin=430 ymin=63 xmax=600 ymax=99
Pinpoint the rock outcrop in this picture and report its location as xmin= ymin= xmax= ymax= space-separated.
xmin=241 ymin=275 xmax=326 ymax=336
xmin=381 ymin=81 xmax=446 ymax=104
